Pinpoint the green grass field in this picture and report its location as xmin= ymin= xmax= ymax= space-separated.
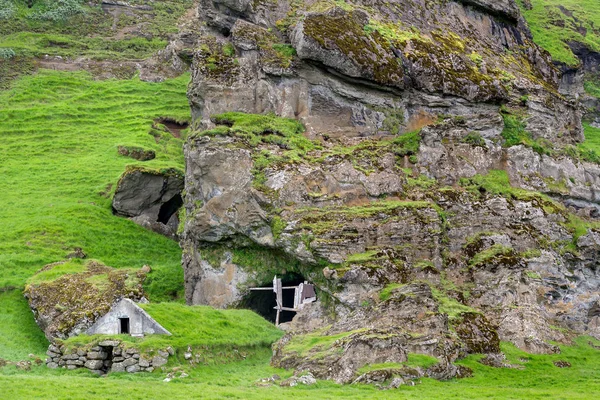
xmin=1 ymin=338 xmax=599 ymax=399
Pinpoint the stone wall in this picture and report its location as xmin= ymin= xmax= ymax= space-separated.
xmin=46 ymin=340 xmax=172 ymax=375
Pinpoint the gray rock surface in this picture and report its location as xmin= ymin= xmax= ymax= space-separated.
xmin=45 ymin=342 xmax=172 ymax=374
xmin=179 ymin=0 xmax=600 ymax=385
xmin=112 ymin=168 xmax=184 ymax=238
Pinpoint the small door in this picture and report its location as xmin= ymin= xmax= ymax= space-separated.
xmin=119 ymin=317 xmax=130 ymax=334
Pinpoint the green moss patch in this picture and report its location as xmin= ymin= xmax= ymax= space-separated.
xmin=24 ymin=260 xmax=146 ymax=337
xmin=357 ymin=354 xmax=438 ymax=374
xmin=431 ymin=288 xmax=479 ymax=320
xmin=297 ymin=199 xmax=442 ymax=236
xmin=500 ymin=108 xmax=553 ymax=155
xmin=468 ymin=244 xmax=518 ymax=269
xmin=282 ymin=328 xmax=366 ymax=360
xmin=459 ymin=170 xmax=563 ymax=214
xmin=379 ymin=283 xmax=405 ymax=301
xmin=303 ymin=7 xmax=404 ymax=85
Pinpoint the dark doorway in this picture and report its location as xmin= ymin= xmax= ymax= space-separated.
xmin=119 ymin=317 xmax=130 ymax=334
xmin=240 ymin=274 xmax=306 ymax=324
xmin=157 ymin=194 xmax=183 ymax=224
xmin=100 ymin=345 xmax=114 ymax=374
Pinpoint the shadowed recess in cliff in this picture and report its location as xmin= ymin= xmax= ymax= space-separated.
xmin=157 ymin=193 xmax=183 ymax=224
xmin=239 ymin=273 xmax=306 ymax=324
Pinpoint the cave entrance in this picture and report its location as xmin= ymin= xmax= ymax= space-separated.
xmin=157 ymin=194 xmax=183 ymax=224
xmin=241 ymin=274 xmax=316 ymax=325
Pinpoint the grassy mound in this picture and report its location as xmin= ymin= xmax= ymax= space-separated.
xmin=63 ymin=303 xmax=283 ymax=352
xmin=25 ymin=260 xmax=146 ymax=339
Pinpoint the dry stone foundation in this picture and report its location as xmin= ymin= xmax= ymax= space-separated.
xmin=45 ymin=341 xmax=173 ymax=375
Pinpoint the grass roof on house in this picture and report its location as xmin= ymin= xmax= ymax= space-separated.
xmin=62 ymin=302 xmax=283 ymax=352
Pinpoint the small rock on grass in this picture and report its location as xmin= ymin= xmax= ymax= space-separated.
xmin=553 ymin=360 xmax=571 ymax=368
xmin=280 ymin=372 xmax=316 ymax=387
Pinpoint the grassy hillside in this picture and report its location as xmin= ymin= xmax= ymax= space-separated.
xmin=0 ymin=70 xmax=190 ymax=360
xmin=0 ymin=290 xmax=49 ymax=360
xmin=519 ymin=0 xmax=600 ymax=66
xmin=0 ymin=69 xmax=189 ymax=291
xmin=0 ymin=0 xmax=194 ymax=59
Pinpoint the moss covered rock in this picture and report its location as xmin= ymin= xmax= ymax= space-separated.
xmin=24 ymin=260 xmax=146 ymax=341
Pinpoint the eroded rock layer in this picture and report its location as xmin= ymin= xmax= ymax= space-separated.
xmin=180 ymin=0 xmax=600 ymax=383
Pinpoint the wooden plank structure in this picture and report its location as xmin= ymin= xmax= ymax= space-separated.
xmin=249 ymin=276 xmax=317 ymax=326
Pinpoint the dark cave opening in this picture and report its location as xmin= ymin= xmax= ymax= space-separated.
xmin=157 ymin=194 xmax=183 ymax=224
xmin=240 ymin=273 xmax=307 ymax=324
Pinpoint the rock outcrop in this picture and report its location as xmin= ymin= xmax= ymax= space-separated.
xmin=112 ymin=167 xmax=184 ymax=238
xmin=179 ymin=0 xmax=600 ymax=384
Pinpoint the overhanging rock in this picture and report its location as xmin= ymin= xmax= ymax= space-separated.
xmin=112 ymin=166 xmax=184 ymax=238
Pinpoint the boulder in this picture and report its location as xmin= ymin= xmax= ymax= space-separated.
xmin=152 ymin=356 xmax=168 ymax=367
xmin=84 ymin=360 xmax=104 ymax=370
xmin=112 ymin=167 xmax=184 ymax=238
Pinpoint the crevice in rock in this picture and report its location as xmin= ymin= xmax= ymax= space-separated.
xmin=157 ymin=194 xmax=183 ymax=224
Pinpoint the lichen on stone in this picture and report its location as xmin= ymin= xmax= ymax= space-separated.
xmin=25 ymin=260 xmax=147 ymax=341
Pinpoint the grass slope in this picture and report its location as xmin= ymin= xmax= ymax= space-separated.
xmin=0 ymin=0 xmax=194 ymax=60
xmin=1 ymin=338 xmax=599 ymax=399
xmin=0 ymin=70 xmax=190 ymax=360
xmin=581 ymin=123 xmax=600 ymax=156
xmin=64 ymin=304 xmax=284 ymax=352
xmin=519 ymin=0 xmax=600 ymax=66
xmin=0 ymin=290 xmax=49 ymax=361
xmin=0 ymin=70 xmax=189 ymax=291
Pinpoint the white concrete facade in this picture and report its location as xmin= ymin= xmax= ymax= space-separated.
xmin=86 ymin=298 xmax=171 ymax=336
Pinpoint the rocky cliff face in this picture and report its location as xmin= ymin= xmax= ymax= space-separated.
xmin=180 ymin=0 xmax=600 ymax=383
